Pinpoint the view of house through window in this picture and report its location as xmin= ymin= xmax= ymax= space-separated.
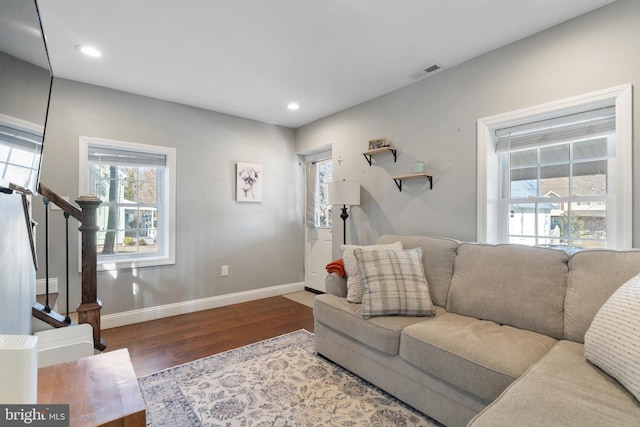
xmin=80 ymin=136 xmax=176 ymax=269
xmin=504 ymin=136 xmax=610 ymax=252
xmin=90 ymin=157 xmax=161 ymax=256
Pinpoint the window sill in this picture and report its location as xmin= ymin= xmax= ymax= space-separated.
xmin=97 ymin=255 xmax=175 ymax=272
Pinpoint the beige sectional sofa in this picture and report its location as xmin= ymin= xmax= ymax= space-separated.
xmin=313 ymin=234 xmax=640 ymax=427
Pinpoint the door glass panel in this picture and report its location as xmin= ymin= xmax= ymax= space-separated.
xmin=315 ymin=159 xmax=333 ymax=227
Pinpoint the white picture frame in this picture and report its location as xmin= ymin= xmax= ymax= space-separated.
xmin=236 ymin=162 xmax=263 ymax=202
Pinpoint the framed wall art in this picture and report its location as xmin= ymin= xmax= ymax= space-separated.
xmin=368 ymin=138 xmax=387 ymax=150
xmin=236 ymin=162 xmax=263 ymax=202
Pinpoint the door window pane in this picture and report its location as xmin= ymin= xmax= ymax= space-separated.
xmin=315 ymin=159 xmax=333 ymax=227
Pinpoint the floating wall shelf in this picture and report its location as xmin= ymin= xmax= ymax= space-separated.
xmin=362 ymin=147 xmax=397 ymax=166
xmin=392 ymin=173 xmax=433 ymax=192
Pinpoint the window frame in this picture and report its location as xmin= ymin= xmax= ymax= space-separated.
xmin=477 ymin=84 xmax=632 ymax=249
xmin=79 ymin=136 xmax=176 ymax=271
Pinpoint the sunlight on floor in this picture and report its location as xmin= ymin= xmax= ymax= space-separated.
xmin=283 ymin=291 xmax=316 ymax=308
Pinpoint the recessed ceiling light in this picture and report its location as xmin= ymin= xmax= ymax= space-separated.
xmin=76 ymin=44 xmax=102 ymax=58
xmin=287 ymin=102 xmax=300 ymax=111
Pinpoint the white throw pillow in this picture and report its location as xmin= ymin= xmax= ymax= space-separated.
xmin=584 ymin=272 xmax=640 ymax=402
xmin=341 ymin=242 xmax=402 ymax=303
xmin=354 ymin=247 xmax=434 ymax=319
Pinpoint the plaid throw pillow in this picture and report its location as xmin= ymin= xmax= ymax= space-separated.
xmin=354 ymin=247 xmax=434 ymax=319
xmin=341 ymin=242 xmax=402 ymax=303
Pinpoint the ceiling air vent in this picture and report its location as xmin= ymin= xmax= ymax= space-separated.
xmin=409 ymin=64 xmax=442 ymax=81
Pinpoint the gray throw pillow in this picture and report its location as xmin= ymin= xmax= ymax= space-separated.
xmin=354 ymin=247 xmax=434 ymax=319
xmin=585 ymin=272 xmax=640 ymax=402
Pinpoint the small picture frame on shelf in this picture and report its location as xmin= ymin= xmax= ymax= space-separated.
xmin=368 ymin=138 xmax=386 ymax=150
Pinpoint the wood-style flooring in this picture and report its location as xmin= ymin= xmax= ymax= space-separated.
xmin=102 ymin=295 xmax=315 ymax=377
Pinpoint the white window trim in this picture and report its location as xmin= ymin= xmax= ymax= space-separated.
xmin=79 ymin=136 xmax=176 ymax=271
xmin=477 ymin=84 xmax=632 ymax=248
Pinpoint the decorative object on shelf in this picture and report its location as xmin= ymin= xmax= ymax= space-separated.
xmin=362 ymin=146 xmax=397 ymax=166
xmin=414 ymin=162 xmax=425 ymax=173
xmin=392 ymin=173 xmax=433 ymax=192
xmin=368 ymin=138 xmax=386 ymax=150
xmin=328 ymin=180 xmax=360 ymax=244
xmin=236 ymin=162 xmax=263 ymax=202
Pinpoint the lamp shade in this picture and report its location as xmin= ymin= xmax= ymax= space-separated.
xmin=328 ymin=181 xmax=360 ymax=206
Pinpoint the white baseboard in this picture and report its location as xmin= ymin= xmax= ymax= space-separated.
xmin=100 ymin=282 xmax=305 ymax=329
xmin=36 ymin=278 xmax=59 ymax=295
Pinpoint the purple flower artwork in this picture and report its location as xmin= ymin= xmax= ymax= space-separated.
xmin=236 ymin=162 xmax=263 ymax=202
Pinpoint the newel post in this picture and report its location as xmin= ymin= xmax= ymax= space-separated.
xmin=75 ymin=194 xmax=106 ymax=351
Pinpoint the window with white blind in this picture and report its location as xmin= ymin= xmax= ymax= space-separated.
xmin=79 ymin=136 xmax=176 ymax=270
xmin=477 ymin=85 xmax=632 ymax=251
xmin=0 ymin=119 xmax=43 ymax=193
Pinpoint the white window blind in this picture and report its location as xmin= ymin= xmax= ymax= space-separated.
xmin=0 ymin=124 xmax=43 ymax=151
xmin=88 ymin=146 xmax=166 ymax=167
xmin=495 ymin=106 xmax=615 ymax=153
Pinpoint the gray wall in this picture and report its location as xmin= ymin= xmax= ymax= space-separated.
xmin=37 ymin=78 xmax=303 ymax=315
xmin=296 ymin=0 xmax=640 ymax=254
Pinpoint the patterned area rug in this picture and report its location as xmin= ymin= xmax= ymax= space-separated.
xmin=138 ymin=329 xmax=440 ymax=426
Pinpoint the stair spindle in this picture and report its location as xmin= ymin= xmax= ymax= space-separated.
xmin=64 ymin=211 xmax=71 ymax=324
xmin=43 ymin=197 xmax=51 ymax=313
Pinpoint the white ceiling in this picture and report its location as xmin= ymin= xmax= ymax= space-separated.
xmin=35 ymin=0 xmax=616 ymax=129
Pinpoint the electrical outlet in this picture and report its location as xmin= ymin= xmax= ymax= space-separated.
xmin=221 ymin=265 xmax=229 ymax=277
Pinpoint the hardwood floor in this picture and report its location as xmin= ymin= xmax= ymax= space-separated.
xmin=102 ymin=296 xmax=315 ymax=377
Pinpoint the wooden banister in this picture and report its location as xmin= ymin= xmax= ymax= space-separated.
xmin=35 ymin=184 xmax=105 ymax=351
xmin=38 ymin=183 xmax=81 ymax=221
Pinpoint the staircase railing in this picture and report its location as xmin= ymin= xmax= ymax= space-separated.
xmin=33 ymin=183 xmax=106 ymax=351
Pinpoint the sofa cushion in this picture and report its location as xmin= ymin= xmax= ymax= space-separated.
xmin=355 ymin=247 xmax=434 ymax=318
xmin=400 ymin=312 xmax=557 ymax=402
xmin=447 ymin=243 xmax=568 ymax=339
xmin=313 ymin=293 xmax=444 ymax=355
xmin=565 ymin=249 xmax=640 ymax=342
xmin=341 ymin=242 xmax=402 ymax=303
xmin=468 ymin=341 xmax=640 ymax=427
xmin=585 ymin=272 xmax=640 ymax=402
xmin=377 ymin=234 xmax=459 ymax=307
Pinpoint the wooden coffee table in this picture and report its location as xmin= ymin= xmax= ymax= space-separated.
xmin=38 ymin=348 xmax=146 ymax=426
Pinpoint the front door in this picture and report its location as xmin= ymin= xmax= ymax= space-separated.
xmin=304 ymin=155 xmax=333 ymax=292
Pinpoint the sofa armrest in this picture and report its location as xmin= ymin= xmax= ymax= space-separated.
xmin=325 ymin=272 xmax=347 ymax=297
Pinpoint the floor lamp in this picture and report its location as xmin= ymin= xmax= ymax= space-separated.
xmin=328 ymin=180 xmax=360 ymax=245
